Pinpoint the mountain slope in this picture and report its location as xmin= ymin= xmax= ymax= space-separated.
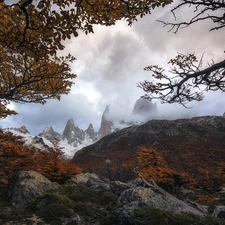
xmin=72 ymin=115 xmax=225 ymax=189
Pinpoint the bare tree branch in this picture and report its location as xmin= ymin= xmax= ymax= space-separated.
xmin=140 ymin=1 xmax=225 ymax=106
xmin=158 ymin=0 xmax=225 ymax=33
xmin=139 ymin=53 xmax=225 ymax=106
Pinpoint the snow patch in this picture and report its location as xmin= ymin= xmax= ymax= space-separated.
xmin=3 ymin=128 xmax=85 ymax=158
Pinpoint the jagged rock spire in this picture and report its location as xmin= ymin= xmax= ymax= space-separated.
xmin=98 ymin=105 xmax=113 ymax=137
xmin=85 ymin=123 xmax=95 ymax=139
xmin=62 ymin=118 xmax=85 ymax=145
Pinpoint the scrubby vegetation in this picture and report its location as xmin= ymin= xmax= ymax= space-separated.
xmin=73 ymin=118 xmax=225 ymax=193
xmin=0 ymin=131 xmax=81 ymax=186
xmin=0 ymin=184 xmax=118 ymax=225
xmin=1 ymin=184 xmax=225 ymax=225
xmin=128 ymin=207 xmax=225 ymax=225
xmin=1 ymin=123 xmax=225 ymax=224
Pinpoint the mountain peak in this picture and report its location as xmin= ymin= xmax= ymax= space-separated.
xmin=62 ymin=119 xmax=84 ymax=145
xmin=132 ymin=97 xmax=158 ymax=119
xmin=39 ymin=126 xmax=60 ymax=141
xmin=85 ymin=123 xmax=95 ymax=139
xmin=98 ymin=105 xmax=113 ymax=137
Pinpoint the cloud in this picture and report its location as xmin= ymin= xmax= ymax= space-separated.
xmin=2 ymin=2 xmax=225 ymax=135
xmin=2 ymin=93 xmax=101 ymax=135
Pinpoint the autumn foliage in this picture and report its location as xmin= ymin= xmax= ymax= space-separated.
xmin=136 ymin=146 xmax=190 ymax=188
xmin=0 ymin=131 xmax=81 ymax=187
xmin=0 ymin=0 xmax=173 ymax=118
xmin=73 ymin=119 xmax=225 ymax=192
xmin=74 ymin=137 xmax=138 ymax=181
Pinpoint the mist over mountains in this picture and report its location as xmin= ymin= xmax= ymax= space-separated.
xmin=4 ymin=98 xmax=158 ymax=157
xmin=39 ymin=97 xmax=158 ymax=149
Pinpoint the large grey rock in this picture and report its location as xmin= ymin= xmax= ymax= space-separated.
xmin=66 ymin=172 xmax=101 ymax=185
xmin=212 ymin=206 xmax=225 ymax=219
xmin=110 ymin=180 xmax=130 ymax=195
xmin=66 ymin=173 xmax=129 ymax=194
xmin=113 ymin=201 xmax=146 ymax=225
xmin=113 ymin=186 xmax=205 ymax=223
xmin=8 ymin=171 xmax=60 ymax=208
xmin=66 ymin=173 xmax=111 ymax=193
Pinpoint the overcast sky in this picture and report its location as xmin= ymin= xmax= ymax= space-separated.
xmin=1 ymin=2 xmax=225 ymax=135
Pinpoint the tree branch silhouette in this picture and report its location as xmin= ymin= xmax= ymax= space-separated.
xmin=140 ymin=0 xmax=225 ymax=106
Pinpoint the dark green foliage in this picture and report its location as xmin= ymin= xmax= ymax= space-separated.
xmin=0 ymin=184 xmax=118 ymax=224
xmin=0 ymin=186 xmax=28 ymax=224
xmin=38 ymin=204 xmax=74 ymax=225
xmin=1 ymin=184 xmax=225 ymax=225
xmin=28 ymin=192 xmax=74 ymax=224
xmin=27 ymin=184 xmax=118 ymax=224
xmin=128 ymin=207 xmax=225 ymax=225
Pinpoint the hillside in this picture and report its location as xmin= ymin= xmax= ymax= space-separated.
xmin=1 ymin=116 xmax=225 ymax=224
xmin=72 ymin=115 xmax=225 ymax=190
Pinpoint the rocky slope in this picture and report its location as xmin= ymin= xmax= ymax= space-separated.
xmin=3 ymin=171 xmax=225 ymax=225
xmin=2 ymin=114 xmax=225 ymax=224
xmin=72 ymin=115 xmax=225 ymax=189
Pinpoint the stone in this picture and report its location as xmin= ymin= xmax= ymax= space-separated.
xmin=66 ymin=172 xmax=111 ymax=193
xmin=110 ymin=180 xmax=130 ymax=195
xmin=112 ymin=201 xmax=146 ymax=225
xmin=8 ymin=171 xmax=60 ymax=208
xmin=212 ymin=206 xmax=225 ymax=219
xmin=66 ymin=172 xmax=101 ymax=185
xmin=113 ymin=186 xmax=205 ymax=223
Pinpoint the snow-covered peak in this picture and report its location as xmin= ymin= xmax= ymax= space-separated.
xmin=2 ymin=126 xmax=87 ymax=158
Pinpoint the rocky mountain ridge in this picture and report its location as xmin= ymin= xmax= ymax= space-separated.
xmin=3 ymin=98 xmax=158 ymax=157
xmin=72 ymin=114 xmax=225 ymax=189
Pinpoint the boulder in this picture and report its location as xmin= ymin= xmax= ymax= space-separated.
xmin=8 ymin=171 xmax=60 ymax=208
xmin=113 ymin=186 xmax=205 ymax=223
xmin=113 ymin=201 xmax=146 ymax=225
xmin=212 ymin=206 xmax=225 ymax=219
xmin=66 ymin=172 xmax=101 ymax=185
xmin=110 ymin=180 xmax=130 ymax=195
xmin=66 ymin=173 xmax=111 ymax=193
xmin=66 ymin=173 xmax=130 ymax=194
